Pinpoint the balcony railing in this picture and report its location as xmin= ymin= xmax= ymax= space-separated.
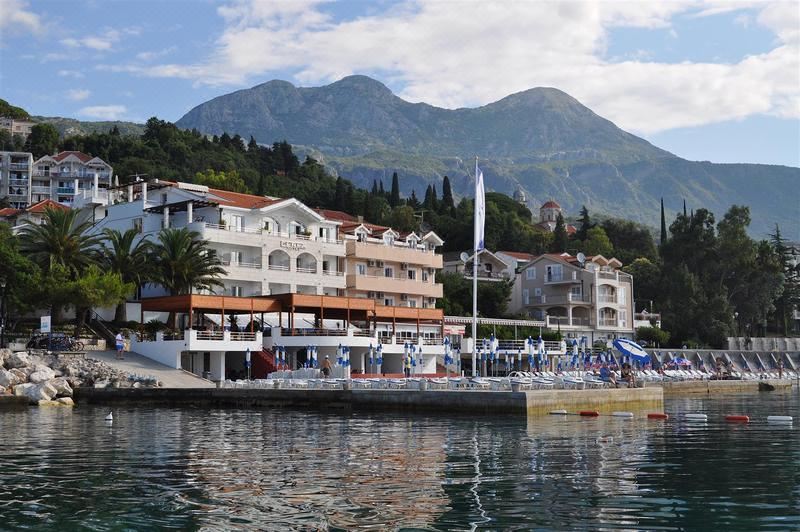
xmin=599 ymin=318 xmax=618 ymax=327
xmin=222 ymin=259 xmax=262 ymax=269
xmin=31 ymin=186 xmax=51 ymax=194
xmin=268 ymin=264 xmax=290 ymax=271
xmin=281 ymin=328 xmax=348 ymax=336
xmin=322 ymin=270 xmax=344 ymax=276
xmin=597 ymin=295 xmax=618 ymax=304
xmin=196 ymin=330 xmax=224 ymax=341
xmin=56 ymin=187 xmax=76 ymax=194
xmin=8 ymin=179 xmax=29 ymax=186
xmin=296 ymin=266 xmax=317 ymax=274
xmin=9 ymin=163 xmax=29 ymax=170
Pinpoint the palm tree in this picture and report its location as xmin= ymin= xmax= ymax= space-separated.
xmin=100 ymin=228 xmax=152 ymax=322
xmin=17 ymin=207 xmax=102 ymax=276
xmin=150 ymin=227 xmax=225 ymax=296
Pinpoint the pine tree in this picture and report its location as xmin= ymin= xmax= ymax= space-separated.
xmin=771 ymin=224 xmax=800 ymax=335
xmin=362 ymin=191 xmax=372 ymax=221
xmin=379 ymin=180 xmax=385 ymax=197
xmin=390 ymin=172 xmax=401 ymax=207
xmin=441 ymin=175 xmax=455 ymax=212
xmin=576 ymin=205 xmax=592 ymax=242
xmin=408 ymin=189 xmax=420 ymax=209
xmin=683 ymin=199 xmax=687 ymax=217
xmin=371 ymin=180 xmax=379 ymax=196
xmin=423 ymin=184 xmax=435 ymax=210
xmin=334 ymin=177 xmax=346 ymax=211
xmin=431 ymin=184 xmax=438 ymax=211
xmin=551 ymin=213 xmax=569 ymax=252
xmin=660 ymin=197 xmax=667 ymax=245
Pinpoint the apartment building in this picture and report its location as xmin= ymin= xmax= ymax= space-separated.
xmin=514 ymin=252 xmax=635 ymax=341
xmin=442 ymin=249 xmax=515 ymax=281
xmin=0 ymin=151 xmax=33 ymax=208
xmin=0 ymin=118 xmax=36 ymax=139
xmin=33 ymin=151 xmax=113 ymax=205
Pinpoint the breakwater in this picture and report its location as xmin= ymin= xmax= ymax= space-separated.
xmin=74 ymin=386 xmax=663 ymax=416
xmin=662 ymin=379 xmax=794 ymax=395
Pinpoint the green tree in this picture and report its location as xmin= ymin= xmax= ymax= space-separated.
xmin=441 ymin=175 xmax=455 ymax=212
xmin=68 ymin=265 xmax=133 ymax=337
xmin=583 ymin=226 xmax=614 ymax=257
xmin=551 ymin=213 xmax=568 ymax=252
xmin=389 ymin=172 xmax=401 ymax=207
xmin=576 ymin=205 xmax=593 ymax=242
xmin=600 ymin=218 xmax=657 ymax=264
xmin=28 ymin=123 xmax=59 ymax=158
xmin=194 ymin=169 xmax=249 ymax=193
xmin=771 ymin=225 xmax=800 ymax=335
xmin=437 ymin=271 xmax=513 ymax=317
xmin=149 ymin=228 xmax=225 ymax=296
xmin=388 ymin=205 xmax=416 ymax=233
xmin=636 ymin=326 xmax=670 ymax=347
xmin=660 ymin=197 xmax=667 ymax=246
xmin=0 ymin=223 xmax=42 ymax=326
xmin=17 ymin=207 xmax=101 ymax=276
xmin=99 ymin=228 xmax=152 ymax=321
xmin=622 ymin=258 xmax=661 ymax=307
xmin=334 ymin=177 xmax=347 ymax=211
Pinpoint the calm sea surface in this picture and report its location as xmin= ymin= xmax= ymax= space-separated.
xmin=1 ymin=390 xmax=799 ymax=531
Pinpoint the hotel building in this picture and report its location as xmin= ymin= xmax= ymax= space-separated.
xmin=0 ymin=151 xmax=33 ymax=208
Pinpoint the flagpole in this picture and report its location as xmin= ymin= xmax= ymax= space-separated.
xmin=472 ymin=156 xmax=479 ymax=376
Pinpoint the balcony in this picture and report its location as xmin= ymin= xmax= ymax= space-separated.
xmin=531 ymin=293 xmax=591 ymax=305
xmin=221 ymin=258 xmax=262 ymax=269
xmin=546 ymin=316 xmax=591 ymax=328
xmin=8 ymin=178 xmax=29 ymax=186
xmin=346 ymin=240 xmax=443 ymax=268
xmin=544 ymin=271 xmax=580 ymax=284
xmin=30 ymin=186 xmax=51 ymax=195
xmin=464 ymin=270 xmax=511 ymax=282
xmin=9 ymin=163 xmax=30 ymax=170
xmin=597 ymin=295 xmax=620 ymax=304
xmin=346 ymin=273 xmax=443 ymax=298
xmin=56 ymin=187 xmax=76 ymax=195
xmin=599 ymin=318 xmax=619 ymax=327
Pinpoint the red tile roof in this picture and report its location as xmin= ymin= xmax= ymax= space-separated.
xmin=0 ymin=207 xmax=21 ymax=218
xmin=208 ymin=188 xmax=282 ymax=209
xmin=315 ymin=208 xmax=357 ymax=222
xmin=26 ymin=199 xmax=68 ymax=213
xmin=52 ymin=151 xmax=93 ymax=163
xmin=541 ymin=200 xmax=561 ymax=209
xmin=498 ymin=251 xmax=535 ymax=261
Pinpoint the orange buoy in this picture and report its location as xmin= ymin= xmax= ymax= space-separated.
xmin=725 ymin=415 xmax=750 ymax=422
xmin=648 ymin=413 xmax=669 ymax=419
xmin=579 ymin=410 xmax=600 ymax=417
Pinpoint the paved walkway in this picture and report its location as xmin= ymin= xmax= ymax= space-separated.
xmin=88 ymin=350 xmax=215 ymax=388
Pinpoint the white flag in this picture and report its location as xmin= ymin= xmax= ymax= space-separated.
xmin=474 ymin=162 xmax=485 ymax=251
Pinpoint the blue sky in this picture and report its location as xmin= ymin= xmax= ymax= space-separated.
xmin=1 ymin=0 xmax=798 ymax=167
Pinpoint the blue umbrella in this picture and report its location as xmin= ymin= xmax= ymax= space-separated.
xmin=613 ymin=338 xmax=651 ymax=364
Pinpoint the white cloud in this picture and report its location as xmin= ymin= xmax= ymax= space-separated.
xmin=135 ymin=46 xmax=177 ymax=61
xmin=67 ymin=89 xmax=91 ymax=101
xmin=78 ymin=105 xmax=127 ymax=120
xmin=58 ymin=69 xmax=85 ymax=78
xmin=0 ymin=0 xmax=42 ymax=37
xmin=114 ymin=0 xmax=800 ymax=133
xmin=60 ymin=27 xmax=139 ymax=51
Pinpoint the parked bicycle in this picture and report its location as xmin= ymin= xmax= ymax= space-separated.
xmin=26 ymin=333 xmax=85 ymax=351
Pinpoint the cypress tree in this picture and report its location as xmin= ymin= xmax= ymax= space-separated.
xmin=660 ymin=198 xmax=667 ymax=244
xmin=552 ymin=213 xmax=569 ymax=252
xmin=334 ymin=177 xmax=346 ymax=211
xmin=390 ymin=172 xmax=401 ymax=207
xmin=683 ymin=199 xmax=687 ymax=217
xmin=371 ymin=180 xmax=379 ymax=196
xmin=423 ymin=184 xmax=434 ymax=210
xmin=362 ymin=191 xmax=372 ymax=221
xmin=379 ymin=180 xmax=385 ymax=197
xmin=576 ymin=205 xmax=592 ymax=241
xmin=441 ymin=175 xmax=455 ymax=211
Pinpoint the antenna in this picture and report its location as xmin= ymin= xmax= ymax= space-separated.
xmin=127 ymin=173 xmax=148 ymax=183
xmin=576 ymin=252 xmax=586 ymax=267
xmin=459 ymin=251 xmax=470 ymax=263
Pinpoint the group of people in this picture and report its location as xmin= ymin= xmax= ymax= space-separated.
xmin=597 ymin=362 xmax=636 ymax=388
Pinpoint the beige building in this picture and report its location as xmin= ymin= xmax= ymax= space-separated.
xmin=515 ymin=252 xmax=635 ymax=341
xmin=442 ymin=249 xmax=515 ymax=282
xmin=33 ymin=151 xmax=113 ymax=206
xmin=0 ymin=118 xmax=35 ymax=138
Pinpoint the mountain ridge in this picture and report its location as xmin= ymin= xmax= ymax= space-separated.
xmin=173 ymin=75 xmax=797 ymax=238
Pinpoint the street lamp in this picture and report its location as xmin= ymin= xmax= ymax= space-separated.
xmin=0 ymin=278 xmax=6 ymax=349
xmin=734 ymin=311 xmax=739 ymax=337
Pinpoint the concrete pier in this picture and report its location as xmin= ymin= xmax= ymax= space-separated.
xmin=74 ymin=386 xmax=663 ymax=417
xmin=661 ymin=379 xmax=795 ymax=395
xmin=0 ymin=395 xmax=30 ymax=410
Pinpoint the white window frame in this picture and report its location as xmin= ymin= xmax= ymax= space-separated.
xmin=526 ymin=267 xmax=536 ymax=280
xmin=407 ymin=269 xmax=416 ymax=280
xmin=356 ymin=263 xmax=367 ymax=276
xmin=523 ymin=288 xmax=530 ymax=305
xmin=384 ymin=267 xmax=394 ymax=278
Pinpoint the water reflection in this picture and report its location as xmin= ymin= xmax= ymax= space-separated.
xmin=0 ymin=391 xmax=798 ymax=530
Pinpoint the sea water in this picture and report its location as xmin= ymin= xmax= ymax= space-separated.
xmin=1 ymin=390 xmax=798 ymax=530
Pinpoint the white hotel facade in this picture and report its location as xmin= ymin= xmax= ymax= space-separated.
xmin=76 ymin=179 xmax=447 ymax=378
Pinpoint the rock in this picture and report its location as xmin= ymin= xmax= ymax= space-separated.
xmin=13 ymin=382 xmax=36 ymax=398
xmin=50 ymin=377 xmax=73 ymax=397
xmin=6 ymin=352 xmax=30 ymax=369
xmin=17 ymin=381 xmax=59 ymax=404
xmin=37 ymin=400 xmax=61 ymax=407
xmin=94 ymin=380 xmax=109 ymax=389
xmin=0 ymin=368 xmax=20 ymax=388
xmin=0 ymin=347 xmax=11 ymax=367
xmin=10 ymin=368 xmax=28 ymax=383
xmin=56 ymin=397 xmax=74 ymax=406
xmin=0 ymin=385 xmax=6 ymax=395
xmin=29 ymin=365 xmax=57 ymax=384
xmin=66 ymin=377 xmax=83 ymax=389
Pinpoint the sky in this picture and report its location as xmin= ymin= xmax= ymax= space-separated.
xmin=0 ymin=0 xmax=798 ymax=167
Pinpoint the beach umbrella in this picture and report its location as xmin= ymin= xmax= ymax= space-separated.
xmin=612 ymin=338 xmax=651 ymax=364
xmin=368 ymin=344 xmax=374 ymax=372
xmin=419 ymin=347 xmax=424 ymax=374
xmin=376 ymin=343 xmax=383 ymax=373
xmin=337 ymin=344 xmax=344 ymax=366
xmin=672 ymin=356 xmax=691 ymax=366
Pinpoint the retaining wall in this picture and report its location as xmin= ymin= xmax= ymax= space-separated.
xmin=661 ymin=379 xmax=794 ymax=395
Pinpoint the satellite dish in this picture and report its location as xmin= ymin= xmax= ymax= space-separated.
xmin=576 ymin=252 xmax=586 ymax=266
xmin=459 ymin=252 xmax=470 ymax=263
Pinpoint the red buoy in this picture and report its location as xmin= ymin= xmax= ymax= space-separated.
xmin=579 ymin=410 xmax=600 ymax=417
xmin=725 ymin=415 xmax=750 ymax=422
xmin=647 ymin=413 xmax=669 ymax=419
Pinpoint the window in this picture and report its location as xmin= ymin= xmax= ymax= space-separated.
xmin=132 ymin=218 xmax=143 ymax=234
xmin=407 ymin=269 xmax=416 ymax=280
xmin=523 ymin=289 xmax=530 ymax=305
xmin=231 ymin=286 xmax=243 ymax=297
xmin=384 ymin=234 xmax=395 ymax=246
xmin=161 ymin=193 xmax=168 ymax=205
xmin=230 ymin=251 xmax=243 ymax=264
xmin=231 ymin=215 xmax=244 ymax=232
xmin=619 ymin=309 xmax=627 ymax=328
xmin=357 ymin=232 xmax=367 ymax=242
xmin=408 ymin=299 xmax=417 ymax=308
xmin=526 ymin=267 xmax=536 ymax=280
xmin=570 ymin=286 xmax=582 ymax=299
xmin=546 ymin=264 xmax=563 ymax=282
xmin=618 ymin=287 xmax=626 ymax=305
xmin=384 ymin=297 xmax=394 ymax=306
xmin=384 ymin=267 xmax=394 ymax=278
xmin=356 ymin=263 xmax=367 ymax=276
xmin=534 ymin=287 xmax=542 ymax=296
xmin=422 ymin=271 xmax=429 ymax=282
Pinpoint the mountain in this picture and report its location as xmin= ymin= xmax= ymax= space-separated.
xmin=176 ymin=75 xmax=799 ymax=237
xmin=34 ymin=116 xmax=145 ymax=137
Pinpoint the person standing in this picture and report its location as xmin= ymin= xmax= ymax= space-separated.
xmin=115 ymin=332 xmax=125 ymax=360
xmin=321 ymin=355 xmax=332 ymax=378
xmin=404 ymin=353 xmax=412 ymax=378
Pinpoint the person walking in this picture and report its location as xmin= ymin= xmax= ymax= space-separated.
xmin=404 ymin=353 xmax=412 ymax=378
xmin=115 ymin=332 xmax=125 ymax=360
xmin=321 ymin=355 xmax=332 ymax=378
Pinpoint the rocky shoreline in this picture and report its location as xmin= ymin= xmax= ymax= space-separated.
xmin=0 ymin=348 xmax=161 ymax=406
